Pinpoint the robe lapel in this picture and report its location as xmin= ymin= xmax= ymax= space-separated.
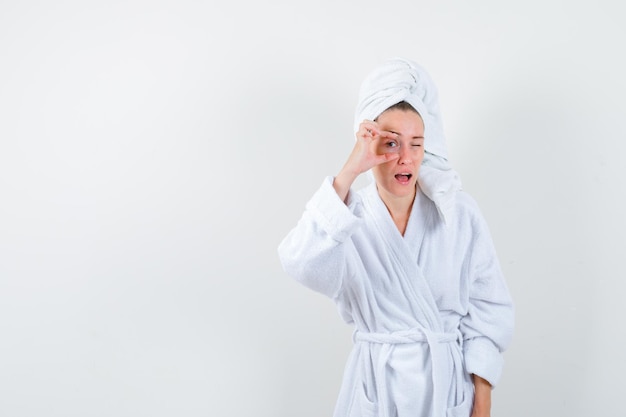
xmin=362 ymin=183 xmax=443 ymax=332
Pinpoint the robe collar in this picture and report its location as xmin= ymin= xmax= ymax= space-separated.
xmin=361 ymin=182 xmax=443 ymax=332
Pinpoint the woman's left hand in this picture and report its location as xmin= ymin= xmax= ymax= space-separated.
xmin=471 ymin=374 xmax=491 ymax=417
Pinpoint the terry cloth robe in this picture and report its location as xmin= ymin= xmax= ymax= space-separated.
xmin=278 ymin=177 xmax=514 ymax=417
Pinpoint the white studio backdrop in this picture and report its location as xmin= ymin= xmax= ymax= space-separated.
xmin=1 ymin=1 xmax=624 ymax=416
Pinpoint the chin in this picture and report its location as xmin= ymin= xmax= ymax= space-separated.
xmin=389 ymin=184 xmax=417 ymax=198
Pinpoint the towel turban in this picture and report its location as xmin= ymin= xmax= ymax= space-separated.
xmin=353 ymin=57 xmax=462 ymax=224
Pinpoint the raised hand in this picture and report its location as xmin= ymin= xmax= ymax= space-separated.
xmin=332 ymin=120 xmax=400 ymax=202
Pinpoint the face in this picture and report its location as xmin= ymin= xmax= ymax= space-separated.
xmin=371 ymin=109 xmax=425 ymax=202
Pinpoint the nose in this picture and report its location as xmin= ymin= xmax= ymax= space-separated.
xmin=398 ymin=145 xmax=412 ymax=164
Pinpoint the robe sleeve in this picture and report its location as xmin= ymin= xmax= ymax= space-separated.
xmin=459 ymin=204 xmax=514 ymax=388
xmin=277 ymin=176 xmax=363 ymax=299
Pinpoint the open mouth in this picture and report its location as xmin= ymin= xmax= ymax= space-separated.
xmin=394 ymin=173 xmax=412 ymax=184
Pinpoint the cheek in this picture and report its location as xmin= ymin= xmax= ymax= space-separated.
xmin=413 ymin=149 xmax=425 ymax=164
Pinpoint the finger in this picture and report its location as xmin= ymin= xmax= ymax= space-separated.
xmin=379 ymin=130 xmax=399 ymax=139
xmin=373 ymin=152 xmax=399 ymax=166
xmin=358 ymin=128 xmax=376 ymax=142
xmin=368 ymin=131 xmax=397 ymax=147
xmin=359 ymin=120 xmax=380 ymax=136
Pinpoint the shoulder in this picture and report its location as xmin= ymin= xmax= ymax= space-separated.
xmin=451 ymin=190 xmax=489 ymax=230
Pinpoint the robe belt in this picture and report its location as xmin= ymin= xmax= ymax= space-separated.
xmin=354 ymin=328 xmax=464 ymax=417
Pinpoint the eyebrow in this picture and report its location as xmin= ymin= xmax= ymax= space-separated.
xmin=388 ymin=130 xmax=424 ymax=140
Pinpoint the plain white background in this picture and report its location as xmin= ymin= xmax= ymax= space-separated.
xmin=1 ymin=1 xmax=625 ymax=416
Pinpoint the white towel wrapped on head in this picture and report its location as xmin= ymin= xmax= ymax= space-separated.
xmin=353 ymin=57 xmax=462 ymax=224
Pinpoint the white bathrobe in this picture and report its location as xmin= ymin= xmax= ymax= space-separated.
xmin=278 ymin=177 xmax=514 ymax=417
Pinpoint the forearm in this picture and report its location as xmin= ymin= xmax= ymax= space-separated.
xmin=333 ymin=167 xmax=359 ymax=203
xmin=471 ymin=374 xmax=491 ymax=417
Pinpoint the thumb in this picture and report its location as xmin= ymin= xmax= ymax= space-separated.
xmin=383 ymin=153 xmax=400 ymax=162
xmin=373 ymin=152 xmax=399 ymax=166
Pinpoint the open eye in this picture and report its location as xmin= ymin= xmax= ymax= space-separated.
xmin=377 ymin=139 xmax=400 ymax=154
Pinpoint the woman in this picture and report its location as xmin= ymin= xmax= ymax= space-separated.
xmin=278 ymin=58 xmax=514 ymax=417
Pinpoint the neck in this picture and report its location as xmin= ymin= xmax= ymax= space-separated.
xmin=377 ymin=186 xmax=416 ymax=235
